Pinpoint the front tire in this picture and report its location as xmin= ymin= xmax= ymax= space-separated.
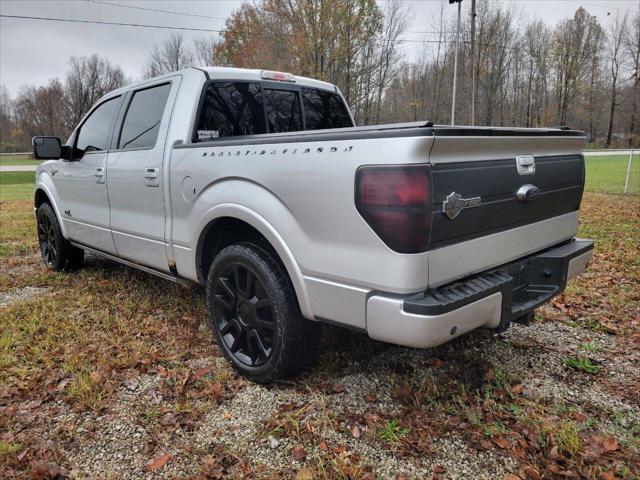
xmin=206 ymin=243 xmax=320 ymax=383
xmin=36 ymin=203 xmax=84 ymax=271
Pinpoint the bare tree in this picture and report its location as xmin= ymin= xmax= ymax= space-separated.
xmin=144 ymin=33 xmax=194 ymax=78
xmin=552 ymin=8 xmax=603 ymax=126
xmin=625 ymin=11 xmax=640 ymax=146
xmin=605 ymin=15 xmax=627 ymax=147
xmin=193 ymin=36 xmax=220 ymax=66
xmin=64 ymin=55 xmax=126 ymax=130
xmin=14 ymin=80 xmax=67 ymax=143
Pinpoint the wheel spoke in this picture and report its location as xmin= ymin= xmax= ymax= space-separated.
xmin=252 ymin=330 xmax=271 ymax=359
xmin=232 ymin=265 xmax=244 ymax=298
xmin=218 ymin=277 xmax=236 ymax=299
xmin=245 ymin=269 xmax=256 ymax=298
xmin=229 ymin=329 xmax=244 ymax=353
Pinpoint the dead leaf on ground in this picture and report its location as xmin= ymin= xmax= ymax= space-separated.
xmin=602 ymin=436 xmax=618 ymax=452
xmin=295 ymin=467 xmax=313 ymax=480
xmin=145 ymin=453 xmax=171 ymax=471
xmin=291 ymin=445 xmax=306 ymax=461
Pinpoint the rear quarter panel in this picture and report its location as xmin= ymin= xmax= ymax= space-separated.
xmin=168 ymin=135 xmax=434 ymax=325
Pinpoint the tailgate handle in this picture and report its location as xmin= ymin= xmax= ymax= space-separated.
xmin=516 ymin=155 xmax=535 ymax=175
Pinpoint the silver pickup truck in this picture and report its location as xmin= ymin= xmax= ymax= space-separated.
xmin=32 ymin=67 xmax=593 ymax=382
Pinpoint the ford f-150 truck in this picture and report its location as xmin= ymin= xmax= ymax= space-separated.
xmin=32 ymin=67 xmax=593 ymax=382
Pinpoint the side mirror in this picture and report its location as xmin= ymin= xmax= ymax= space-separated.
xmin=32 ymin=136 xmax=63 ymax=160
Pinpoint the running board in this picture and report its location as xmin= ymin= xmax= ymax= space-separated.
xmin=71 ymin=242 xmax=193 ymax=286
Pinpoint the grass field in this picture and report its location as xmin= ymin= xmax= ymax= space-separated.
xmin=584 ymin=153 xmax=639 ymax=195
xmin=0 ymin=155 xmax=40 ymax=166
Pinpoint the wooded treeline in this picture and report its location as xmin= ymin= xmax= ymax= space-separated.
xmin=1 ymin=0 xmax=638 ymax=151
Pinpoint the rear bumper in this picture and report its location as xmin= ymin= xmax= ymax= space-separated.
xmin=366 ymin=238 xmax=593 ymax=348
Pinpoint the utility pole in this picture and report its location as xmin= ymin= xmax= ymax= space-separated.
xmin=450 ymin=0 xmax=462 ymax=125
xmin=470 ymin=0 xmax=476 ymax=125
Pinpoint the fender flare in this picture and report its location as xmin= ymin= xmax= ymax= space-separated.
xmin=34 ymin=178 xmax=69 ymax=239
xmin=194 ymin=203 xmax=315 ymax=320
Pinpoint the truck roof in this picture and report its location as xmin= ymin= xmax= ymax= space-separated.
xmin=107 ymin=66 xmax=337 ymax=98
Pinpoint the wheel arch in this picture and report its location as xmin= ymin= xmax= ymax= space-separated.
xmin=194 ymin=204 xmax=314 ymax=320
xmin=34 ymin=180 xmax=68 ymax=238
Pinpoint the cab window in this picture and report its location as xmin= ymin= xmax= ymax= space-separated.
xmin=264 ymin=89 xmax=302 ymax=133
xmin=118 ymin=83 xmax=171 ymax=149
xmin=196 ymin=82 xmax=266 ymax=140
xmin=75 ymin=96 xmax=121 ymax=152
xmin=301 ymin=88 xmax=353 ymax=130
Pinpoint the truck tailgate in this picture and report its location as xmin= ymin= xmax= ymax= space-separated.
xmin=427 ymin=129 xmax=586 ymax=286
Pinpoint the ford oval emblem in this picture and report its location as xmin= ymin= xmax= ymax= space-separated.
xmin=516 ymin=184 xmax=540 ymax=202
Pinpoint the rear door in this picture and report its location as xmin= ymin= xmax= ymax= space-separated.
xmin=106 ymin=78 xmax=178 ymax=271
xmin=56 ymin=95 xmax=123 ymax=253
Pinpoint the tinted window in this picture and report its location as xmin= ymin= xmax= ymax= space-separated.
xmin=119 ymin=83 xmax=171 ymax=149
xmin=76 ymin=96 xmax=120 ymax=152
xmin=264 ymin=89 xmax=302 ymax=133
xmin=302 ymin=88 xmax=353 ymax=130
xmin=196 ymin=82 xmax=266 ymax=140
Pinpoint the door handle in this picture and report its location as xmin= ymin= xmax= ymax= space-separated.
xmin=144 ymin=167 xmax=159 ymax=187
xmin=95 ymin=167 xmax=105 ymax=184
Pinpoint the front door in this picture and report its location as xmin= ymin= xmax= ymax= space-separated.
xmin=56 ymin=95 xmax=123 ymax=254
xmin=106 ymin=80 xmax=177 ymax=272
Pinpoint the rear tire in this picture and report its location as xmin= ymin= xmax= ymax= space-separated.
xmin=36 ymin=203 xmax=84 ymax=271
xmin=206 ymin=243 xmax=320 ymax=383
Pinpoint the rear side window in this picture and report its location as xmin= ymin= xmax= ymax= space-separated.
xmin=76 ymin=96 xmax=121 ymax=152
xmin=119 ymin=83 xmax=171 ymax=149
xmin=196 ymin=82 xmax=266 ymax=140
xmin=264 ymin=89 xmax=302 ymax=133
xmin=302 ymin=88 xmax=353 ymax=130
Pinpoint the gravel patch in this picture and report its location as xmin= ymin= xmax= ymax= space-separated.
xmin=0 ymin=286 xmax=48 ymax=307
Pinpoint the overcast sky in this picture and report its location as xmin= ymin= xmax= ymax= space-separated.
xmin=1 ymin=0 xmax=638 ymax=96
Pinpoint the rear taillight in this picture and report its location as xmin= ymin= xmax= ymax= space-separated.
xmin=355 ymin=165 xmax=432 ymax=253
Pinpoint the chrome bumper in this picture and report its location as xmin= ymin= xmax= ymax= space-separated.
xmin=366 ymin=238 xmax=594 ymax=349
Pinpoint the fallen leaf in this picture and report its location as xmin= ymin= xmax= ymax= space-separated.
xmin=159 ymin=413 xmax=177 ymax=426
xmin=318 ymin=440 xmax=328 ymax=451
xmin=493 ymin=436 xmax=509 ymax=449
xmin=351 ymin=425 xmax=361 ymax=438
xmin=291 ymin=445 xmax=306 ymax=461
xmin=602 ymin=436 xmax=618 ymax=452
xmin=433 ymin=465 xmax=446 ymax=473
xmin=193 ymin=367 xmax=213 ymax=382
xmin=523 ymin=465 xmax=540 ymax=480
xmin=510 ymin=384 xmax=523 ymax=394
xmin=572 ymin=412 xmax=587 ymax=422
xmin=480 ymin=439 xmax=493 ymax=450
xmin=295 ymin=467 xmax=313 ymax=480
xmin=145 ymin=453 xmax=171 ymax=471
xmin=332 ymin=383 xmax=344 ymax=394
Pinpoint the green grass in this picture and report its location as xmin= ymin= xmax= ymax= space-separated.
xmin=378 ymin=419 xmax=409 ymax=443
xmin=0 ymin=171 xmax=35 ymax=185
xmin=0 ymin=183 xmax=33 ymax=202
xmin=563 ymin=356 xmax=601 ymax=374
xmin=583 ymin=153 xmax=639 ymax=195
xmin=0 ymin=155 xmax=39 ymax=166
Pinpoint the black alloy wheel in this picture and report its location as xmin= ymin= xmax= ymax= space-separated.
xmin=37 ymin=209 xmax=57 ymax=268
xmin=206 ymin=243 xmax=320 ymax=382
xmin=36 ymin=202 xmax=84 ymax=271
xmin=212 ymin=262 xmax=275 ymax=367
